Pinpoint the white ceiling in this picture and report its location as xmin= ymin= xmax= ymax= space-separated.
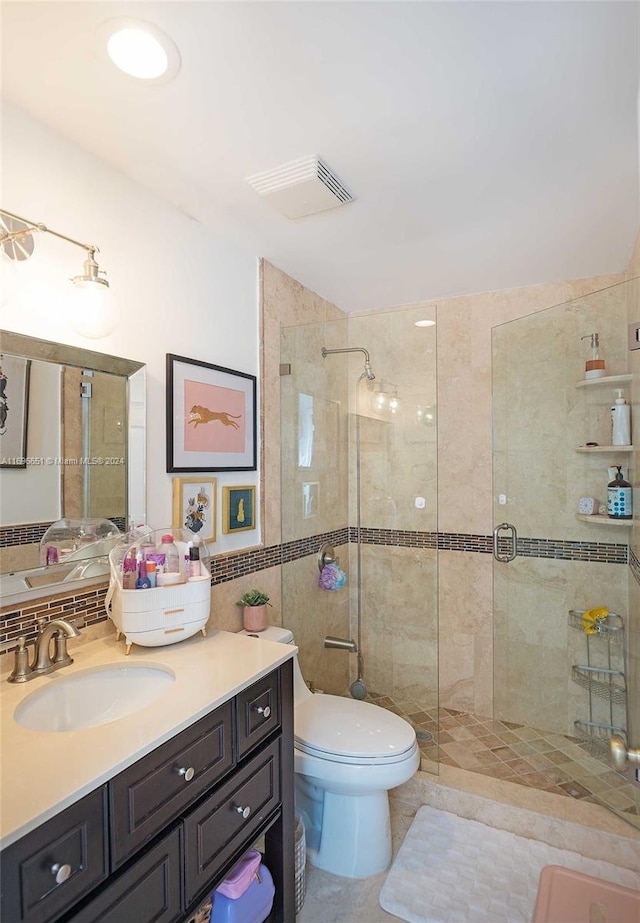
xmin=2 ymin=1 xmax=639 ymax=312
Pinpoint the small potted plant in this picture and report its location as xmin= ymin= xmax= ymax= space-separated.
xmin=237 ymin=589 xmax=271 ymax=632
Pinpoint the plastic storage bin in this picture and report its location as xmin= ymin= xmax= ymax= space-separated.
xmin=210 ymin=862 xmax=274 ymax=923
xmin=105 ymin=528 xmax=211 ymax=652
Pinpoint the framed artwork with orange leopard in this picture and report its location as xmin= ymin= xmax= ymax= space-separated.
xmin=222 ymin=485 xmax=256 ymax=534
xmin=166 ymin=354 xmax=257 ymax=472
xmin=172 ymin=476 xmax=217 ymax=543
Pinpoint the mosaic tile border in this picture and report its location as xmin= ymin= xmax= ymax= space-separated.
xmin=358 ymin=528 xmax=628 ymax=565
xmin=0 ymin=526 xmax=630 ymax=656
xmin=631 ymin=547 xmax=640 ymax=587
xmin=0 ymin=517 xmax=128 ymax=549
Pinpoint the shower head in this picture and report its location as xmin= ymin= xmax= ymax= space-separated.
xmin=321 ymin=346 xmax=375 ymax=381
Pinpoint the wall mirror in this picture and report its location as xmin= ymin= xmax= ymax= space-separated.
xmin=0 ymin=330 xmax=145 ymax=604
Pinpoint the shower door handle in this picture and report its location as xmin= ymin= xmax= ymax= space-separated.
xmin=493 ymin=523 xmax=518 ymax=563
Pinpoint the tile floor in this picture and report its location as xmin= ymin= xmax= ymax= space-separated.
xmin=296 ymin=798 xmax=416 ymax=923
xmin=365 ymin=693 xmax=639 ymax=820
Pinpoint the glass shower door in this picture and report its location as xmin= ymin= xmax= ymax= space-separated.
xmin=492 ymin=279 xmax=639 ymax=828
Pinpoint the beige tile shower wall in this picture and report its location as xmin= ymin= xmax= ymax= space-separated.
xmin=493 ymin=556 xmax=628 ymax=735
xmin=357 ymin=543 xmax=438 ymax=709
xmin=260 ymin=260 xmax=346 ymax=551
xmin=347 ymin=308 xmax=437 ymax=532
xmin=279 ymin=319 xmax=349 ymax=542
xmin=372 ymin=271 xmax=625 ymax=713
xmin=282 ymin=547 xmax=351 ymax=695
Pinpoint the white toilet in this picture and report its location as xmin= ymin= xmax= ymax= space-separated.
xmin=243 ymin=626 xmax=420 ymax=878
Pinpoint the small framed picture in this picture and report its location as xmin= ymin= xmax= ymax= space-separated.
xmin=222 ymin=485 xmax=256 ymax=534
xmin=172 ymin=476 xmax=217 ymax=543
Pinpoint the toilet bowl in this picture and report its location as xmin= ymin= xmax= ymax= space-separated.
xmin=241 ymin=626 xmax=420 ymax=878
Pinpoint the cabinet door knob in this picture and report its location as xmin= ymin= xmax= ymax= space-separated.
xmin=178 ymin=766 xmax=195 ymax=782
xmin=256 ymin=705 xmax=271 ymax=719
xmin=51 ymin=863 xmax=71 ymax=885
xmin=235 ymin=805 xmax=251 ymax=819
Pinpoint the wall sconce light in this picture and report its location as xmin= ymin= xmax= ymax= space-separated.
xmin=0 ymin=207 xmax=117 ymax=339
xmin=370 ymin=380 xmax=401 ymax=417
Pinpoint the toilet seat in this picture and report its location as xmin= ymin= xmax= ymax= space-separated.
xmin=294 ymin=694 xmax=416 ymax=764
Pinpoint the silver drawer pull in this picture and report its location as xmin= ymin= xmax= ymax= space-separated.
xmin=178 ymin=766 xmax=195 ymax=782
xmin=235 ymin=805 xmax=251 ymax=819
xmin=51 ymin=863 xmax=71 ymax=885
xmin=256 ymin=705 xmax=271 ymax=719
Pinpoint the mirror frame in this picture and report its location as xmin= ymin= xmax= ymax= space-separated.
xmin=0 ymin=329 xmax=145 ymax=604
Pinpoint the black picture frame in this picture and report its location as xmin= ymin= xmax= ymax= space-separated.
xmin=166 ymin=354 xmax=257 ymax=472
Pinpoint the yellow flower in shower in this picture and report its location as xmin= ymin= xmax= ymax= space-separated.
xmin=581 ymin=607 xmax=609 ymax=634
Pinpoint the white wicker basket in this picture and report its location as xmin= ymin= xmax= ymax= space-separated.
xmin=294 ymin=814 xmax=306 ymax=914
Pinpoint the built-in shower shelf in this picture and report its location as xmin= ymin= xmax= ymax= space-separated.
xmin=571 ymin=666 xmax=626 ymax=705
xmin=575 ymin=374 xmax=632 ymax=389
xmin=575 ymin=444 xmax=633 ymax=453
xmin=575 ymin=514 xmax=632 ymax=527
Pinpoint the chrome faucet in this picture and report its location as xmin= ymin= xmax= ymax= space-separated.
xmin=32 ymin=618 xmax=80 ymax=674
xmin=8 ymin=618 xmax=80 ymax=683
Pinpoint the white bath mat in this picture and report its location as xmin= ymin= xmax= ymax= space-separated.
xmin=379 ymin=805 xmax=639 ymax=923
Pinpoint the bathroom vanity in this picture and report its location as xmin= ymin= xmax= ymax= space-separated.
xmin=0 ymin=630 xmax=295 ymax=923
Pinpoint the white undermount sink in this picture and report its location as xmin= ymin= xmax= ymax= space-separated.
xmin=14 ymin=663 xmax=176 ymax=733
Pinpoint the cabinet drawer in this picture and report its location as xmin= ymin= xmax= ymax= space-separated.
xmin=69 ymin=827 xmax=182 ymax=923
xmin=236 ymin=670 xmax=280 ymax=759
xmin=110 ymin=700 xmax=233 ymax=867
xmin=184 ymin=738 xmax=281 ymax=904
xmin=0 ymin=787 xmax=108 ymax=923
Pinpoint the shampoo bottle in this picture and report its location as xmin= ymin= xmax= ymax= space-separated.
xmin=611 ymin=390 xmax=631 ymax=446
xmin=607 ymin=466 xmax=632 ymax=520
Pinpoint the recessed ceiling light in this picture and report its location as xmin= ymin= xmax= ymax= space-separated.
xmin=98 ymin=19 xmax=181 ymax=83
xmin=414 ymin=319 xmax=436 ymax=327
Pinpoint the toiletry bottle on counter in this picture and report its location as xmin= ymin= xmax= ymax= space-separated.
xmin=122 ymin=552 xmax=138 ymax=589
xmin=160 ymin=534 xmax=180 ymax=573
xmin=136 ymin=557 xmax=151 ymax=589
xmin=188 ymin=545 xmax=201 ymax=577
xmin=607 ymin=466 xmax=632 ymax=520
xmin=611 ymin=390 xmax=631 ymax=446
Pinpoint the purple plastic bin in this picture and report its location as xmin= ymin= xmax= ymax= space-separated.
xmin=210 ymin=863 xmax=274 ymax=923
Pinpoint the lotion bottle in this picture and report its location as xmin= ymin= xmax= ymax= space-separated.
xmin=611 ymin=390 xmax=631 ymax=446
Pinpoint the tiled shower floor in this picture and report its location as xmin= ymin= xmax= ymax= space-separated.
xmin=366 ymin=693 xmax=639 ymax=820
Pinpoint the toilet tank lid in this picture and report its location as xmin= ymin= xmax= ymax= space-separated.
xmin=239 ymin=626 xmax=294 ymax=644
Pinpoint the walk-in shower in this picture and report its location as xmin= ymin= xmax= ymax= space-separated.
xmin=321 ymin=345 xmax=375 ymax=698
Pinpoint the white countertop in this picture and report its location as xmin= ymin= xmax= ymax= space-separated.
xmin=0 ymin=629 xmax=295 ymax=850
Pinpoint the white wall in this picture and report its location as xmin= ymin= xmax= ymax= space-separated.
xmin=1 ymin=102 xmax=261 ymax=553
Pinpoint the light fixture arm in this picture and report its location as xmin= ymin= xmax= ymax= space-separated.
xmin=0 ymin=207 xmax=100 ymax=259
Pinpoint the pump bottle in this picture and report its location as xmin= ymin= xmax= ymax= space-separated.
xmin=607 ymin=466 xmax=632 ymax=520
xmin=611 ymin=390 xmax=631 ymax=446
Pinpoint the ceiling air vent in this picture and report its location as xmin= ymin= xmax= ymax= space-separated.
xmin=246 ymin=156 xmax=354 ymax=219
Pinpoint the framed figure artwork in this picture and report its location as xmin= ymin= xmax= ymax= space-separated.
xmin=166 ymin=354 xmax=256 ymax=472
xmin=222 ymin=486 xmax=256 ymax=534
xmin=172 ymin=476 xmax=217 ymax=543
xmin=0 ymin=356 xmax=30 ymax=468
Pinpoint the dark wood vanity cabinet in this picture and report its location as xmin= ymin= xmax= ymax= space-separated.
xmin=0 ymin=660 xmax=295 ymax=923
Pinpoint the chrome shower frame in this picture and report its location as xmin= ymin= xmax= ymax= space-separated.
xmin=321 ymin=345 xmax=375 ymax=697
